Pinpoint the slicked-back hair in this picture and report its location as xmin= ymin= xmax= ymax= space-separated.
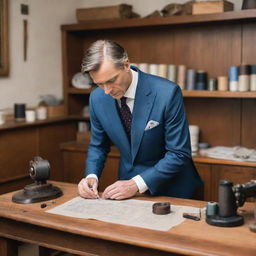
xmin=81 ymin=40 xmax=128 ymax=74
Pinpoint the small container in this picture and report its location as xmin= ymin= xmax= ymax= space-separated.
xmin=25 ymin=110 xmax=36 ymax=122
xmin=14 ymin=103 xmax=26 ymax=122
xmin=207 ymin=78 xmax=217 ymax=91
xmin=36 ymin=106 xmax=47 ymax=120
xmin=238 ymin=65 xmax=251 ymax=91
xmin=218 ymin=76 xmax=228 ymax=91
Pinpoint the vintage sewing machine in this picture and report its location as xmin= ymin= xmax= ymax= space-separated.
xmin=12 ymin=156 xmax=62 ymax=204
xmin=206 ymin=179 xmax=256 ymax=232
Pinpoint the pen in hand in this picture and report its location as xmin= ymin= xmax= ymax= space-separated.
xmin=88 ymin=184 xmax=99 ymax=199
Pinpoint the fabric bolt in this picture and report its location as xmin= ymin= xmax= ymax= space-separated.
xmin=120 ymin=97 xmax=132 ymax=137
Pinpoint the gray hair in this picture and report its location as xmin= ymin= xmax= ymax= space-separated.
xmin=81 ymin=40 xmax=128 ymax=74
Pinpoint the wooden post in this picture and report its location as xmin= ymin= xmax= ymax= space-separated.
xmin=0 ymin=238 xmax=18 ymax=256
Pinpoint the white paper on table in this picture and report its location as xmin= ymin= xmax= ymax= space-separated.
xmin=47 ymin=197 xmax=200 ymax=231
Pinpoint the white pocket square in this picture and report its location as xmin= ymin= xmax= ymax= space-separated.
xmin=145 ymin=120 xmax=159 ymax=131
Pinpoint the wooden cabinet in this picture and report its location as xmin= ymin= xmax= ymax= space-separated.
xmin=60 ymin=141 xmax=118 ymax=191
xmin=194 ymin=163 xmax=212 ymax=201
xmin=61 ymin=10 xmax=256 ymax=199
xmin=212 ymin=164 xmax=256 ymax=201
xmin=195 ymin=161 xmax=256 ymax=201
xmin=0 ymin=118 xmax=77 ymax=194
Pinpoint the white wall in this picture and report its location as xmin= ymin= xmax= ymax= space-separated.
xmin=0 ymin=0 xmax=243 ymax=109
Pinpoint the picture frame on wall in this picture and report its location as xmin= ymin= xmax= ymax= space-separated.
xmin=0 ymin=0 xmax=9 ymax=76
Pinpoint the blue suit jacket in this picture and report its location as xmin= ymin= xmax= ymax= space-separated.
xmin=86 ymin=66 xmax=203 ymax=198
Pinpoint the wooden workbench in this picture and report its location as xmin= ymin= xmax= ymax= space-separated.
xmin=0 ymin=181 xmax=255 ymax=256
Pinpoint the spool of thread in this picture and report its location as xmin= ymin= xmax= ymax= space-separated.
xmin=158 ymin=64 xmax=168 ymax=78
xmin=229 ymin=66 xmax=239 ymax=91
xmin=25 ymin=110 xmax=36 ymax=122
xmin=189 ymin=125 xmax=199 ymax=153
xmin=167 ymin=65 xmax=176 ymax=82
xmin=250 ymin=65 xmax=256 ymax=91
xmin=138 ymin=63 xmax=148 ymax=73
xmin=149 ymin=64 xmax=158 ymax=76
xmin=152 ymin=202 xmax=171 ymax=215
xmin=14 ymin=103 xmax=26 ymax=121
xmin=36 ymin=106 xmax=47 ymax=120
xmin=186 ymin=69 xmax=196 ymax=90
xmin=218 ymin=76 xmax=228 ymax=91
xmin=195 ymin=71 xmax=207 ymax=90
xmin=207 ymin=78 xmax=217 ymax=91
xmin=0 ymin=111 xmax=5 ymax=125
xmin=206 ymin=202 xmax=218 ymax=217
xmin=239 ymin=65 xmax=251 ymax=91
xmin=177 ymin=65 xmax=186 ymax=90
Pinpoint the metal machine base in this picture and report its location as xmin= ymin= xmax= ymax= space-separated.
xmin=12 ymin=182 xmax=63 ymax=204
xmin=206 ymin=215 xmax=244 ymax=227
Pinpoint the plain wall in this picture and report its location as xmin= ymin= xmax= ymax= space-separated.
xmin=0 ymin=0 xmax=243 ymax=110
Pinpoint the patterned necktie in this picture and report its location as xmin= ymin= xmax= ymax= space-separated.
xmin=119 ymin=97 xmax=132 ymax=137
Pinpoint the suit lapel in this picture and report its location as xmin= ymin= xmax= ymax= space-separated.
xmin=131 ymin=73 xmax=156 ymax=163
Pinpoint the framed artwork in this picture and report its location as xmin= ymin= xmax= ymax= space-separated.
xmin=0 ymin=0 xmax=9 ymax=76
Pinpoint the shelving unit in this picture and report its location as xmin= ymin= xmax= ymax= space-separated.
xmin=182 ymin=90 xmax=256 ymax=98
xmin=61 ymin=10 xmax=256 ymax=200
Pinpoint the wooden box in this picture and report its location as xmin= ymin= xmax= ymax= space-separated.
xmin=47 ymin=104 xmax=65 ymax=118
xmin=76 ymin=4 xmax=132 ymax=23
xmin=192 ymin=1 xmax=234 ymax=15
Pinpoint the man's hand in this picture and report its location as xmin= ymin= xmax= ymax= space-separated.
xmin=102 ymin=179 xmax=138 ymax=200
xmin=78 ymin=177 xmax=99 ymax=199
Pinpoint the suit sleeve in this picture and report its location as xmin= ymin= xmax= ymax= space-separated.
xmin=140 ymin=85 xmax=192 ymax=194
xmin=85 ymin=93 xmax=111 ymax=177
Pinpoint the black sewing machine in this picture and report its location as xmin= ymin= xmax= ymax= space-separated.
xmin=12 ymin=156 xmax=63 ymax=204
xmin=206 ymin=179 xmax=256 ymax=232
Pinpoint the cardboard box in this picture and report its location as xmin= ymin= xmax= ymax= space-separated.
xmin=47 ymin=104 xmax=65 ymax=118
xmin=192 ymin=1 xmax=234 ymax=15
xmin=76 ymin=4 xmax=133 ymax=22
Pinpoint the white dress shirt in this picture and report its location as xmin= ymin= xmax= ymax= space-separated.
xmin=87 ymin=68 xmax=148 ymax=193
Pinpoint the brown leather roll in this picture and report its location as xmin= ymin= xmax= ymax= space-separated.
xmin=152 ymin=202 xmax=171 ymax=215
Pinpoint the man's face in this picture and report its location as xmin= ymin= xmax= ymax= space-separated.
xmin=90 ymin=58 xmax=131 ymax=99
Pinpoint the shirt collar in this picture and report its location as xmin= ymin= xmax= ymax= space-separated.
xmin=124 ymin=68 xmax=138 ymax=100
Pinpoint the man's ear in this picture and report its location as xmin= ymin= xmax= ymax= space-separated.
xmin=124 ymin=59 xmax=130 ymax=72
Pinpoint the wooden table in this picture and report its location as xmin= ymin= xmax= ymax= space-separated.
xmin=0 ymin=182 xmax=255 ymax=256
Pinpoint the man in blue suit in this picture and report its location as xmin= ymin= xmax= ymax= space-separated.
xmin=78 ymin=40 xmax=202 ymax=200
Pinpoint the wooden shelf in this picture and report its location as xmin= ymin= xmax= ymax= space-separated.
xmin=0 ymin=116 xmax=73 ymax=131
xmin=62 ymin=9 xmax=256 ymax=32
xmin=68 ymin=88 xmax=94 ymax=94
xmin=68 ymin=88 xmax=256 ymax=98
xmin=182 ymin=90 xmax=256 ymax=98
xmin=193 ymin=154 xmax=256 ymax=167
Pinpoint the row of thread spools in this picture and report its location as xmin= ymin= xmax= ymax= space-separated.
xmin=132 ymin=63 xmax=256 ymax=91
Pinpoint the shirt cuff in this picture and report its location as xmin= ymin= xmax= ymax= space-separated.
xmin=132 ymin=175 xmax=148 ymax=193
xmin=86 ymin=173 xmax=98 ymax=181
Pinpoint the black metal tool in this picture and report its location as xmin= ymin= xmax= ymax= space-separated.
xmin=12 ymin=157 xmax=63 ymax=204
xmin=183 ymin=213 xmax=200 ymax=221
